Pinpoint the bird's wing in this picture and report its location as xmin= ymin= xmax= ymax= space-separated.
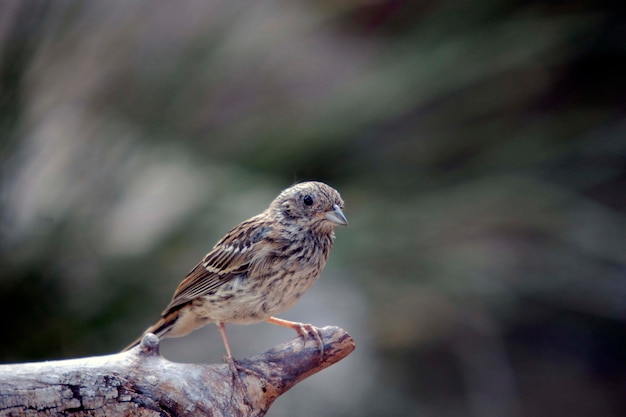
xmin=162 ymin=217 xmax=274 ymax=315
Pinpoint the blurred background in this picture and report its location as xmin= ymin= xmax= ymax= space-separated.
xmin=1 ymin=0 xmax=625 ymax=416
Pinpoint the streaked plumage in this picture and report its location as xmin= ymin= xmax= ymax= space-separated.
xmin=123 ymin=181 xmax=347 ymax=360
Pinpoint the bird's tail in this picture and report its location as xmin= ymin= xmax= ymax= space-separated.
xmin=122 ymin=310 xmax=180 ymax=352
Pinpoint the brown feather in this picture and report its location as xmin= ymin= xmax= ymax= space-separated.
xmin=122 ymin=310 xmax=181 ymax=351
xmin=162 ymin=215 xmax=274 ymax=315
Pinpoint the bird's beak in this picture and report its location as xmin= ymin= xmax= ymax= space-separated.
xmin=324 ymin=204 xmax=348 ymax=226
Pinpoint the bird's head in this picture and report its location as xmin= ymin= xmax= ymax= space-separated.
xmin=271 ymin=181 xmax=348 ymax=233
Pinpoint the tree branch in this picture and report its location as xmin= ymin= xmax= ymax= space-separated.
xmin=0 ymin=326 xmax=355 ymax=417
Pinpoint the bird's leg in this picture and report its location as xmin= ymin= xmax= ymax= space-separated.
xmin=217 ymin=321 xmax=236 ymax=362
xmin=266 ymin=316 xmax=325 ymax=362
xmin=216 ymin=322 xmax=253 ymax=406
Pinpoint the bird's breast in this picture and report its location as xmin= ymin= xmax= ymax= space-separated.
xmin=194 ymin=232 xmax=334 ymax=324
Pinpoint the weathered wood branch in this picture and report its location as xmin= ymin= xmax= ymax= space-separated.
xmin=0 ymin=326 xmax=355 ymax=417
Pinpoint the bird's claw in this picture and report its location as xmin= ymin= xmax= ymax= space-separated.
xmin=224 ymin=356 xmax=256 ymax=408
xmin=294 ymin=323 xmax=325 ymax=362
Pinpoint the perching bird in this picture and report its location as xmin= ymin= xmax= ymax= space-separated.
xmin=123 ymin=181 xmax=347 ymax=364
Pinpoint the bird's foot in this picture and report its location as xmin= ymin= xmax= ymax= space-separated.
xmin=224 ymin=355 xmax=255 ymax=408
xmin=266 ymin=317 xmax=325 ymax=363
xmin=294 ymin=323 xmax=325 ymax=363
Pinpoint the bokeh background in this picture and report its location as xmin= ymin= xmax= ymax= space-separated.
xmin=1 ymin=1 xmax=625 ymax=416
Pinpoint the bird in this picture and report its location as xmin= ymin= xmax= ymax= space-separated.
xmin=123 ymin=181 xmax=348 ymax=366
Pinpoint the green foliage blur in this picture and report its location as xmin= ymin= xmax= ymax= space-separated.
xmin=1 ymin=1 xmax=625 ymax=416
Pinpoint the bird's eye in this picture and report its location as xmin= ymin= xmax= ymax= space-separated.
xmin=303 ymin=195 xmax=314 ymax=206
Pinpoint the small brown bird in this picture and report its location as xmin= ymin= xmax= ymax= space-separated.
xmin=123 ymin=181 xmax=347 ymax=363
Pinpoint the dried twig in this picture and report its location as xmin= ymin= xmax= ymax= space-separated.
xmin=0 ymin=326 xmax=355 ymax=417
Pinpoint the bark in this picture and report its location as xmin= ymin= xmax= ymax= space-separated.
xmin=0 ymin=326 xmax=355 ymax=417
